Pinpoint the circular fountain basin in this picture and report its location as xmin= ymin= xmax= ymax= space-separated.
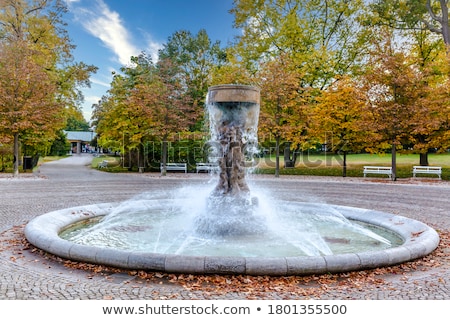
xmin=24 ymin=201 xmax=439 ymax=276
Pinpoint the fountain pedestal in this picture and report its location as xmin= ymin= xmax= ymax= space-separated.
xmin=206 ymin=85 xmax=260 ymax=196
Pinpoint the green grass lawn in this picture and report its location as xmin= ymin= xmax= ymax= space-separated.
xmin=91 ymin=155 xmax=123 ymax=171
xmin=27 ymin=152 xmax=450 ymax=180
xmin=40 ymin=155 xmax=69 ymax=163
xmin=253 ymin=152 xmax=450 ymax=180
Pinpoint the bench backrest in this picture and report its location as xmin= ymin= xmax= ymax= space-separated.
xmin=363 ymin=166 xmax=392 ymax=171
xmin=413 ymin=166 xmax=441 ymax=170
xmin=160 ymin=163 xmax=187 ymax=171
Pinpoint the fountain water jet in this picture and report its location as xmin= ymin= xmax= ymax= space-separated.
xmin=195 ymin=85 xmax=264 ymax=237
xmin=24 ymin=84 xmax=440 ymax=276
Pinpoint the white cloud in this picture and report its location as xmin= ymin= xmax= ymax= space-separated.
xmin=80 ymin=94 xmax=101 ymax=121
xmin=85 ymin=94 xmax=102 ymax=106
xmin=90 ymin=76 xmax=111 ymax=88
xmin=71 ymin=0 xmax=139 ymax=65
xmin=65 ymin=0 xmax=165 ymax=121
xmin=68 ymin=0 xmax=164 ymax=65
xmin=141 ymin=32 xmax=163 ymax=62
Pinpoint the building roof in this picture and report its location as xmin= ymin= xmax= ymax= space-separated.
xmin=64 ymin=131 xmax=96 ymax=142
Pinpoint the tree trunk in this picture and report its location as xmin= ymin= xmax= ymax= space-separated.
xmin=292 ymin=148 xmax=299 ymax=165
xmin=283 ymin=142 xmax=294 ymax=168
xmin=419 ymin=152 xmax=429 ymax=166
xmin=342 ymin=151 xmax=347 ymax=177
xmin=13 ymin=132 xmax=19 ymax=178
xmin=439 ymin=0 xmax=450 ymax=45
xmin=161 ymin=139 xmax=168 ymax=176
xmin=391 ymin=142 xmax=397 ymax=181
xmin=137 ymin=143 xmax=145 ymax=172
xmin=417 ymin=134 xmax=429 ymax=166
xmin=283 ymin=141 xmax=297 ymax=168
xmin=275 ymin=136 xmax=280 ymax=178
xmin=427 ymin=0 xmax=450 ymax=45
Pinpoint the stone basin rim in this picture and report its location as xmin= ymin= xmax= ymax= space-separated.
xmin=24 ymin=201 xmax=440 ymax=276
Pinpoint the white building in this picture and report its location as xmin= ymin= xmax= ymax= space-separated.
xmin=64 ymin=131 xmax=96 ymax=154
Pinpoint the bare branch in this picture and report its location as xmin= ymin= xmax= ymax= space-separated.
xmin=427 ymin=0 xmax=443 ymax=24
xmin=421 ymin=18 xmax=443 ymax=34
xmin=24 ymin=0 xmax=47 ymax=16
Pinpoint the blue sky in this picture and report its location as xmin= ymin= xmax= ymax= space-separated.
xmin=63 ymin=0 xmax=239 ymax=121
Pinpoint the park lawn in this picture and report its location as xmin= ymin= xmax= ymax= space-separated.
xmin=91 ymin=155 xmax=121 ymax=170
xmin=40 ymin=155 xmax=70 ymax=163
xmin=32 ymin=152 xmax=450 ymax=179
xmin=254 ymin=153 xmax=450 ymax=179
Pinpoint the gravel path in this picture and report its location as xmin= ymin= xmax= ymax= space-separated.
xmin=1 ymin=154 xmax=449 ymax=299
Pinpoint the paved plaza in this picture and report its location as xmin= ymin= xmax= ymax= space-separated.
xmin=1 ymin=154 xmax=450 ymax=299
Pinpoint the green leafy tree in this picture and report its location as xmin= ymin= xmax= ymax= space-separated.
xmin=231 ymin=0 xmax=371 ymax=88
xmin=158 ymin=29 xmax=227 ymax=131
xmin=92 ymin=62 xmax=148 ymax=167
xmin=65 ymin=112 xmax=90 ymax=131
xmin=369 ymin=0 xmax=450 ymax=48
xmin=49 ymin=129 xmax=70 ymax=156
xmin=92 ymin=53 xmax=194 ymax=172
xmin=209 ymin=47 xmax=254 ymax=85
xmin=231 ymin=0 xmax=372 ymax=165
xmin=147 ymin=57 xmax=194 ymax=174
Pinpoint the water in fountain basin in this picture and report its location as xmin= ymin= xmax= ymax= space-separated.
xmin=60 ymin=184 xmax=400 ymax=257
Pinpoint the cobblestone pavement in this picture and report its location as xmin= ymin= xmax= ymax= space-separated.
xmin=1 ymin=154 xmax=450 ymax=299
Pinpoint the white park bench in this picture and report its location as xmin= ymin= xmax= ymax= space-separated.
xmin=160 ymin=163 xmax=187 ymax=173
xmin=196 ymin=162 xmax=218 ymax=173
xmin=413 ymin=166 xmax=442 ymax=179
xmin=363 ymin=166 xmax=392 ymax=178
xmin=97 ymin=160 xmax=108 ymax=169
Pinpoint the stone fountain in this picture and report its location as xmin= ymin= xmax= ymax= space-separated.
xmin=24 ymin=84 xmax=440 ymax=276
xmin=208 ymin=84 xmax=259 ymax=196
xmin=195 ymin=85 xmax=264 ymax=237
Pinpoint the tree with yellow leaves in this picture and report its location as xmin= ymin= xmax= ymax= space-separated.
xmin=0 ymin=0 xmax=96 ymax=176
xmin=0 ymin=41 xmax=62 ymax=176
xmin=312 ymin=76 xmax=371 ymax=177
